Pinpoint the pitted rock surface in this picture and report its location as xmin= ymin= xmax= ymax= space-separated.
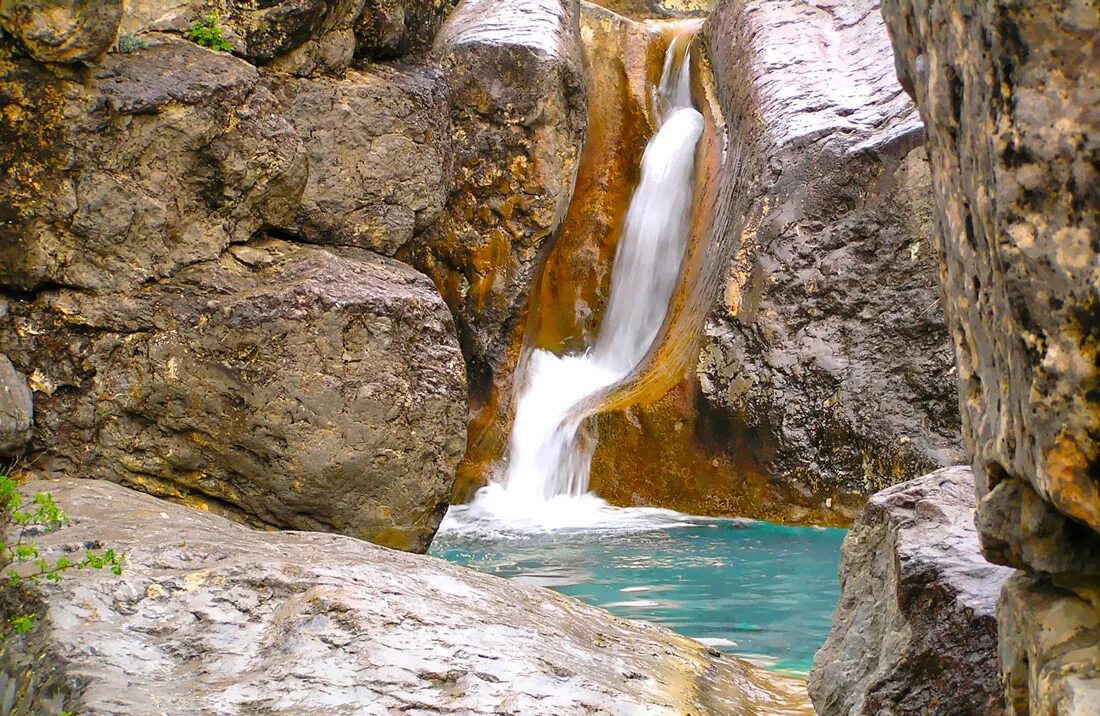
xmin=0 ymin=478 xmax=813 ymax=715
xmin=1 ymin=240 xmax=467 ymax=552
xmin=809 ymin=466 xmax=1012 ymax=715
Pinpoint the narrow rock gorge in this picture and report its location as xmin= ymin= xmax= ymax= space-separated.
xmin=0 ymin=0 xmax=1096 ymax=713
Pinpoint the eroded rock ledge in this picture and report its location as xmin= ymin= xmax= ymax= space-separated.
xmin=2 ymin=479 xmax=812 ymax=716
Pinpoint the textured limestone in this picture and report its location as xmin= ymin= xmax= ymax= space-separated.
xmin=0 ymin=354 xmax=32 ymax=456
xmin=809 ymin=466 xmax=1013 ymax=715
xmin=0 ymin=0 xmax=122 ymax=63
xmin=1 ymin=478 xmax=813 ymax=715
xmin=116 ymin=1 xmax=448 ymax=71
xmin=588 ymin=0 xmax=961 ymax=525
xmin=999 ymin=573 xmax=1100 ymax=715
xmin=2 ymin=240 xmax=467 ymax=552
xmin=0 ymin=34 xmax=307 ymax=292
xmin=268 ymin=63 xmax=451 ymax=256
xmin=400 ymin=0 xmax=587 ymax=499
xmin=880 ymin=1 xmax=1100 ymax=711
xmin=881 ymin=0 xmax=1100 ymax=565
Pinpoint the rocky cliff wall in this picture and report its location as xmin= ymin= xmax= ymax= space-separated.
xmin=879 ymin=0 xmax=1099 ymax=711
xmin=0 ymin=0 xmax=479 ymax=552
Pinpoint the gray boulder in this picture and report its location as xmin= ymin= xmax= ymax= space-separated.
xmin=1 ymin=478 xmax=813 ymax=715
xmin=810 ymin=466 xmax=1013 ymax=715
xmin=1 ymin=240 xmax=467 ymax=552
xmin=0 ymin=354 xmax=32 ymax=455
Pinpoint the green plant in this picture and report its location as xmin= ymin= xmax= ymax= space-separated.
xmin=117 ymin=32 xmax=148 ymax=54
xmin=189 ymin=12 xmax=232 ymax=52
xmin=1 ymin=475 xmax=124 ymax=640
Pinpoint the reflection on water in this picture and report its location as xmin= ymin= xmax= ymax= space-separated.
xmin=430 ymin=513 xmax=845 ymax=674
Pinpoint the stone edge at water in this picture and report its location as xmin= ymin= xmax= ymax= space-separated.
xmin=2 ymin=478 xmax=813 ymax=715
xmin=809 ymin=466 xmax=1013 ymax=715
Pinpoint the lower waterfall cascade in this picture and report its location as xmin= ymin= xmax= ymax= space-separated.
xmin=452 ymin=27 xmax=706 ymax=531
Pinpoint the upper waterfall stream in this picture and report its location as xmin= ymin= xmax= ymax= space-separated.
xmin=451 ymin=30 xmax=704 ymax=531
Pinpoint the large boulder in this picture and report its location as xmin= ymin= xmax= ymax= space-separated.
xmin=1 ymin=240 xmax=467 ymax=552
xmin=880 ymin=0 xmax=1100 ymax=711
xmin=1 ymin=478 xmax=813 ymax=715
xmin=0 ymin=0 xmax=122 ymax=63
xmin=588 ymin=0 xmax=962 ymax=525
xmin=0 ymin=34 xmax=307 ymax=292
xmin=881 ymin=0 xmax=1100 ymax=579
xmin=400 ymin=0 xmax=587 ymax=499
xmin=809 ymin=466 xmax=1013 ymax=715
xmin=267 ymin=63 xmax=451 ymax=256
xmin=0 ymin=353 xmax=32 ymax=455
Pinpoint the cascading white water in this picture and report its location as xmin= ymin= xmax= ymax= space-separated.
xmin=461 ymin=33 xmax=704 ymax=530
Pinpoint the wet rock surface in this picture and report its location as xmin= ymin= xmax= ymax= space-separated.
xmin=1 ymin=240 xmax=467 ymax=552
xmin=589 ymin=0 xmax=961 ymax=525
xmin=400 ymin=0 xmax=587 ymax=500
xmin=809 ymin=466 xmax=1013 ymax=715
xmin=1 ymin=478 xmax=813 ymax=715
xmin=881 ymin=0 xmax=1100 ymax=711
xmin=0 ymin=353 xmax=32 ymax=456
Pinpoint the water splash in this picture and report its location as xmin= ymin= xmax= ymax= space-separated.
xmin=464 ymin=30 xmax=704 ymax=530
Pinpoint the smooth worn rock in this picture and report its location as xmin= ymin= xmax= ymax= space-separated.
xmin=268 ymin=62 xmax=451 ymax=256
xmin=0 ymin=34 xmax=307 ymax=291
xmin=0 ymin=354 xmax=32 ymax=455
xmin=400 ymin=0 xmax=587 ymax=497
xmin=587 ymin=0 xmax=714 ymax=18
xmin=1 ymin=478 xmax=813 ymax=715
xmin=810 ymin=466 xmax=1013 ymax=715
xmin=588 ymin=0 xmax=962 ymax=525
xmin=880 ymin=0 xmax=1100 ymax=564
xmin=1 ymin=240 xmax=467 ymax=552
xmin=0 ymin=0 xmax=121 ymax=63
xmin=999 ymin=573 xmax=1100 ymax=715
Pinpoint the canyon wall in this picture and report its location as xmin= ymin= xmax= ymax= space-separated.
xmin=880 ymin=0 xmax=1100 ymax=710
xmin=0 ymin=0 xmax=589 ymax=552
xmin=586 ymin=0 xmax=962 ymax=525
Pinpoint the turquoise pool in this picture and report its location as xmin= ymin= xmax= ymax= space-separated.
xmin=430 ymin=510 xmax=845 ymax=674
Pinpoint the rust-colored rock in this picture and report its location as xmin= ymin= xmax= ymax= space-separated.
xmin=400 ymin=0 xmax=587 ymax=501
xmin=0 ymin=0 xmax=122 ymax=63
xmin=587 ymin=0 xmax=960 ymax=525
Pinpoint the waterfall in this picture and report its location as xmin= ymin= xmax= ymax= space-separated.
xmin=461 ymin=30 xmax=704 ymax=529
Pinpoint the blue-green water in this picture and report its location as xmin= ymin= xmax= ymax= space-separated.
xmin=430 ymin=512 xmax=845 ymax=674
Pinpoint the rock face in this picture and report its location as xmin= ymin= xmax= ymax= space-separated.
xmin=268 ymin=64 xmax=451 ymax=256
xmin=1 ymin=2 xmax=467 ymax=551
xmin=0 ymin=478 xmax=813 ymax=715
xmin=400 ymin=0 xmax=587 ymax=500
xmin=809 ymin=466 xmax=1013 ymax=715
xmin=0 ymin=0 xmax=122 ymax=63
xmin=881 ymin=0 xmax=1100 ymax=711
xmin=0 ymin=34 xmax=307 ymax=292
xmin=0 ymin=354 xmax=32 ymax=455
xmin=1 ymin=240 xmax=467 ymax=552
xmin=588 ymin=0 xmax=962 ymax=525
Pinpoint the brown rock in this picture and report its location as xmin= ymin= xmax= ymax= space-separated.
xmin=2 ymin=240 xmax=467 ymax=552
xmin=999 ymin=573 xmax=1100 ymax=715
xmin=399 ymin=0 xmax=587 ymax=499
xmin=0 ymin=0 xmax=121 ymax=63
xmin=267 ymin=62 xmax=451 ymax=256
xmin=0 ymin=34 xmax=307 ymax=292
xmin=880 ymin=0 xmax=1100 ymax=563
xmin=0 ymin=353 xmax=32 ymax=455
